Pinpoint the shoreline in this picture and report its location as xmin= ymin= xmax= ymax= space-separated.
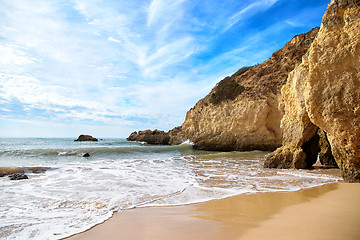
xmin=66 ymin=182 xmax=360 ymax=240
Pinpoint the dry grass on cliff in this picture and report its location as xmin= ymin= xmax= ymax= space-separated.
xmin=208 ymin=27 xmax=320 ymax=102
xmin=209 ymin=66 xmax=250 ymax=104
xmin=203 ymin=27 xmax=320 ymax=106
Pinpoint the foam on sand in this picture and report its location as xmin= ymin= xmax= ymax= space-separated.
xmin=67 ymin=183 xmax=360 ymax=240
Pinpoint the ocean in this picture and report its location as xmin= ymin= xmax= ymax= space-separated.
xmin=0 ymin=138 xmax=341 ymax=239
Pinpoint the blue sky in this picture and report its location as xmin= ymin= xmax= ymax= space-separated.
xmin=0 ymin=0 xmax=328 ymax=138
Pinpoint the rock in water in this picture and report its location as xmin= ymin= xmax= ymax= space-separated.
xmin=127 ymin=131 xmax=139 ymax=141
xmin=179 ymin=27 xmax=319 ymax=151
xmin=127 ymin=129 xmax=171 ymax=145
xmin=82 ymin=153 xmax=90 ymax=157
xmin=9 ymin=173 xmax=29 ymax=180
xmin=265 ymin=0 xmax=360 ymax=182
xmin=74 ymin=135 xmax=98 ymax=142
xmin=168 ymin=126 xmax=184 ymax=145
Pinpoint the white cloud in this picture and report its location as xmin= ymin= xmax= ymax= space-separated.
xmin=147 ymin=0 xmax=185 ymax=27
xmin=88 ymin=18 xmax=100 ymax=25
xmin=106 ymin=74 xmax=128 ymax=79
xmin=0 ymin=44 xmax=40 ymax=72
xmin=72 ymin=0 xmax=193 ymax=77
xmin=0 ymin=71 xmax=211 ymax=129
xmin=141 ymin=37 xmax=195 ymax=77
xmin=0 ymin=0 xmax=326 ymax=137
xmin=108 ymin=37 xmax=122 ymax=43
xmin=0 ymin=108 xmax=11 ymax=112
xmin=147 ymin=0 xmax=165 ymax=27
xmin=0 ymin=0 xmax=273 ymax=120
xmin=0 ymin=0 xmax=245 ymax=131
xmin=285 ymin=20 xmax=302 ymax=27
xmin=225 ymin=0 xmax=279 ymax=32
xmin=0 ymin=73 xmax=110 ymax=114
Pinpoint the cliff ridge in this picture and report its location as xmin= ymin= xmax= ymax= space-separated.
xmin=179 ymin=27 xmax=319 ymax=151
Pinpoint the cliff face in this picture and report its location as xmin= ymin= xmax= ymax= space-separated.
xmin=180 ymin=28 xmax=319 ymax=151
xmin=265 ymin=0 xmax=360 ymax=182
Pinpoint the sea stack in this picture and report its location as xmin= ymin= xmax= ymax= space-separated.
xmin=265 ymin=0 xmax=360 ymax=182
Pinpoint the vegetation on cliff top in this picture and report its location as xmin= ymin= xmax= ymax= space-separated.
xmin=209 ymin=66 xmax=251 ymax=104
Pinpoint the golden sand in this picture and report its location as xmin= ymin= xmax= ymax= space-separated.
xmin=67 ymin=183 xmax=360 ymax=240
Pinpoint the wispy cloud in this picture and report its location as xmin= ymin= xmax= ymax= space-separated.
xmin=0 ymin=44 xmax=39 ymax=69
xmin=224 ymin=0 xmax=279 ymax=32
xmin=0 ymin=0 xmax=328 ymax=137
xmin=147 ymin=0 xmax=185 ymax=27
xmin=108 ymin=37 xmax=122 ymax=43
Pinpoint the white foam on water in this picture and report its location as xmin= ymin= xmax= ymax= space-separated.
xmin=181 ymin=139 xmax=194 ymax=145
xmin=0 ymin=141 xmax=342 ymax=240
xmin=1 ymin=157 xmax=191 ymax=239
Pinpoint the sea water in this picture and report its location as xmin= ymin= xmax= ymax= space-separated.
xmin=0 ymin=138 xmax=342 ymax=239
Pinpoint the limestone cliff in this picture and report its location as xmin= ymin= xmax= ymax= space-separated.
xmin=179 ymin=28 xmax=319 ymax=151
xmin=265 ymin=0 xmax=360 ymax=182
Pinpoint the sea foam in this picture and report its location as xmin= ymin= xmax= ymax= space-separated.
xmin=0 ymin=138 xmax=341 ymax=239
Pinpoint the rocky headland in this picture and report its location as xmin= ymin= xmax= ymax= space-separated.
xmin=265 ymin=0 xmax=360 ymax=182
xmin=127 ymin=0 xmax=360 ymax=182
xmin=179 ymin=27 xmax=319 ymax=151
xmin=128 ymin=28 xmax=319 ymax=150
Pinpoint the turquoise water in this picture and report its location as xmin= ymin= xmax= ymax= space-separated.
xmin=0 ymin=138 xmax=341 ymax=239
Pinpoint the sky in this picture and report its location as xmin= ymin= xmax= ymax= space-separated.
xmin=0 ymin=0 xmax=329 ymax=138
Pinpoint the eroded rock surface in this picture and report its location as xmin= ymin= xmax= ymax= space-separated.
xmin=127 ymin=129 xmax=171 ymax=145
xmin=265 ymin=0 xmax=360 ymax=182
xmin=74 ymin=135 xmax=98 ymax=142
xmin=318 ymin=129 xmax=338 ymax=167
xmin=180 ymin=28 xmax=319 ymax=151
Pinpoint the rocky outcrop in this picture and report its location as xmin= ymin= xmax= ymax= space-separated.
xmin=180 ymin=27 xmax=319 ymax=151
xmin=127 ymin=129 xmax=171 ymax=145
xmin=264 ymin=58 xmax=321 ymax=169
xmin=74 ymin=135 xmax=98 ymax=142
xmin=127 ymin=127 xmax=184 ymax=145
xmin=8 ymin=173 xmax=28 ymax=180
xmin=168 ymin=126 xmax=184 ymax=145
xmin=265 ymin=0 xmax=360 ymax=182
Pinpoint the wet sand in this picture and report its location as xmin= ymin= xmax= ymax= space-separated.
xmin=67 ymin=183 xmax=360 ymax=240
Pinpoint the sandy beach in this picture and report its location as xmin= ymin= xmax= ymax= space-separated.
xmin=67 ymin=182 xmax=360 ymax=240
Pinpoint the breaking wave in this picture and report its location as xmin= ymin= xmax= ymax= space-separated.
xmin=0 ymin=138 xmax=342 ymax=239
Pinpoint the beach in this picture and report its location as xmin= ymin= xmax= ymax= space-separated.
xmin=0 ymin=138 xmax=347 ymax=239
xmin=67 ymin=182 xmax=360 ymax=240
xmin=1 ymin=1 xmax=359 ymax=240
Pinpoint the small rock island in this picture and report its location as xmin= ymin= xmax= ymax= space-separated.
xmin=74 ymin=135 xmax=98 ymax=142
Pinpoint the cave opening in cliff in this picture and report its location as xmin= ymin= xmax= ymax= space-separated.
xmin=300 ymin=129 xmax=339 ymax=169
xmin=300 ymin=131 xmax=320 ymax=169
